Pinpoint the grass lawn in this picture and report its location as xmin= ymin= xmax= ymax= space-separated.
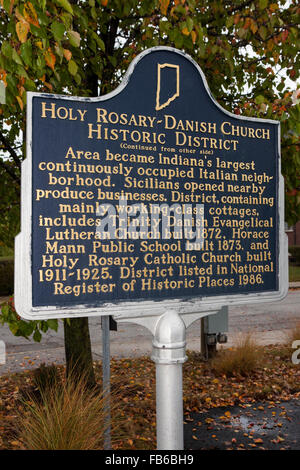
xmin=289 ymin=264 xmax=300 ymax=282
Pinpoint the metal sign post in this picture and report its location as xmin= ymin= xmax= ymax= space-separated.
xmin=116 ymin=309 xmax=220 ymax=450
xmin=101 ymin=315 xmax=111 ymax=450
xmin=152 ymin=311 xmax=186 ymax=449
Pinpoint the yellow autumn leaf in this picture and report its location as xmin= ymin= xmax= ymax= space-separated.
xmin=24 ymin=2 xmax=39 ymax=27
xmin=267 ymin=39 xmax=274 ymax=51
xmin=16 ymin=20 xmax=30 ymax=43
xmin=159 ymin=0 xmax=170 ymax=15
xmin=182 ymin=27 xmax=190 ymax=36
xmin=18 ymin=85 xmax=25 ymax=96
xmin=10 ymin=440 xmax=21 ymax=446
xmin=0 ymin=70 xmax=7 ymax=86
xmin=16 ymin=95 xmax=23 ymax=110
xmin=191 ymin=30 xmax=197 ymax=43
xmin=250 ymin=21 xmax=258 ymax=34
xmin=15 ymin=7 xmax=27 ymax=23
xmin=45 ymin=49 xmax=56 ymax=71
xmin=44 ymin=82 xmax=53 ymax=91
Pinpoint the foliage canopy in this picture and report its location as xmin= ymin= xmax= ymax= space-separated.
xmin=0 ymin=0 xmax=299 ymax=232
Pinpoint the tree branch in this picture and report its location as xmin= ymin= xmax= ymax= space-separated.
xmin=0 ymin=130 xmax=21 ymax=169
xmin=0 ymin=159 xmax=20 ymax=184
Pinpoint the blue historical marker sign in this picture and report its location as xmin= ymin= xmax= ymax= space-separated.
xmin=15 ymin=47 xmax=288 ymax=320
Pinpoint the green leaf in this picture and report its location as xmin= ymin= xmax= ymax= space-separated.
xmin=40 ymin=321 xmax=49 ymax=333
xmin=51 ymin=21 xmax=65 ymax=42
xmin=186 ymin=17 xmax=193 ymax=32
xmin=39 ymin=0 xmax=46 ymax=10
xmin=68 ymin=59 xmax=78 ymax=75
xmin=33 ymin=329 xmax=42 ymax=342
xmin=1 ymin=304 xmax=9 ymax=317
xmin=211 ymin=44 xmax=218 ymax=54
xmin=2 ymin=0 xmax=11 ymax=12
xmin=20 ymin=321 xmax=34 ymax=337
xmin=20 ymin=42 xmax=33 ymax=66
xmin=226 ymin=16 xmax=234 ymax=29
xmin=255 ymin=95 xmax=265 ymax=104
xmin=55 ymin=0 xmax=74 ymax=15
xmin=108 ymin=55 xmax=117 ymax=67
xmin=47 ymin=319 xmax=58 ymax=331
xmin=25 ymin=78 xmax=36 ymax=90
xmin=9 ymin=323 xmax=19 ymax=335
xmin=95 ymin=36 xmax=105 ymax=51
xmin=30 ymin=24 xmax=47 ymax=38
xmin=259 ymin=0 xmax=268 ymax=9
xmin=259 ymin=26 xmax=267 ymax=40
xmin=36 ymin=54 xmax=46 ymax=70
xmin=1 ymin=41 xmax=13 ymax=59
xmin=68 ymin=30 xmax=81 ymax=47
xmin=91 ymin=6 xmax=97 ymax=19
xmin=75 ymin=73 xmax=81 ymax=85
xmin=12 ymin=48 xmax=23 ymax=66
xmin=174 ymin=30 xmax=184 ymax=48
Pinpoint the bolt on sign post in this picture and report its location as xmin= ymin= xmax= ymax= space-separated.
xmin=15 ymin=47 xmax=288 ymax=450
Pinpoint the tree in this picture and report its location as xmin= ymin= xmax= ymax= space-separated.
xmin=0 ymin=0 xmax=299 ymax=379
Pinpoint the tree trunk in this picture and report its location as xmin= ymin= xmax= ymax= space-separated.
xmin=62 ymin=17 xmax=120 ymax=389
xmin=64 ymin=318 xmax=96 ymax=388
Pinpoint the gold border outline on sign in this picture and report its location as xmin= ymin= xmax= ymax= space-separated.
xmin=155 ymin=63 xmax=180 ymax=111
xmin=17 ymin=47 xmax=287 ymax=320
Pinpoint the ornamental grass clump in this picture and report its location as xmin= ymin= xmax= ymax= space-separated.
xmin=211 ymin=333 xmax=261 ymax=377
xmin=19 ymin=370 xmax=120 ymax=450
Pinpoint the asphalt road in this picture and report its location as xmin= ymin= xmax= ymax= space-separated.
xmin=184 ymin=399 xmax=300 ymax=450
xmin=0 ymin=290 xmax=300 ymax=375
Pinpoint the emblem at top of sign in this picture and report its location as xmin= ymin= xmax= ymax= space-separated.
xmin=155 ymin=63 xmax=180 ymax=111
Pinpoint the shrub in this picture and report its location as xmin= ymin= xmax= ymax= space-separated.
xmin=211 ymin=334 xmax=261 ymax=377
xmin=0 ymin=256 xmax=14 ymax=295
xmin=289 ymin=246 xmax=300 ymax=265
xmin=0 ymin=297 xmax=58 ymax=341
xmin=19 ymin=371 xmax=122 ymax=450
xmin=0 ymin=246 xmax=13 ymax=257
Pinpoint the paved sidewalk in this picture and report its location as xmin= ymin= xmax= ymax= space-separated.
xmin=289 ymin=282 xmax=300 ymax=288
xmin=1 ymin=286 xmax=300 ymax=375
